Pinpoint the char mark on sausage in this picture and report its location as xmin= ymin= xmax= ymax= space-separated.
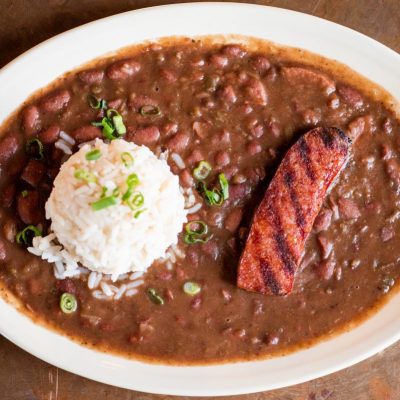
xmin=237 ymin=127 xmax=351 ymax=295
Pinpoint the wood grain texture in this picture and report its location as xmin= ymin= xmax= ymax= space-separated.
xmin=1 ymin=1 xmax=400 ymax=399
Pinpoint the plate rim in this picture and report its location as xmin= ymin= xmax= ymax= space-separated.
xmin=0 ymin=2 xmax=400 ymax=396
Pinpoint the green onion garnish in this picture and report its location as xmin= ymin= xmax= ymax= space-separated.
xmin=21 ymin=190 xmax=28 ymax=198
xmin=198 ymin=182 xmax=223 ymax=206
xmin=127 ymin=173 xmax=139 ymax=188
xmin=87 ymin=95 xmax=107 ymax=110
xmin=134 ymin=208 xmax=147 ymax=219
xmin=26 ymin=138 xmax=44 ymax=160
xmin=74 ymin=169 xmax=96 ymax=183
xmin=218 ymin=173 xmax=229 ymax=201
xmin=193 ymin=161 xmax=212 ymax=180
xmin=139 ymin=105 xmax=161 ymax=116
xmin=16 ymin=225 xmax=42 ymax=246
xmin=91 ymin=195 xmax=118 ymax=211
xmin=121 ymin=152 xmax=134 ymax=167
xmin=184 ymin=221 xmax=211 ymax=244
xmin=183 ymin=281 xmax=201 ymax=296
xmin=113 ymin=115 xmax=126 ymax=135
xmin=100 ymin=186 xmax=108 ymax=198
xmin=85 ymin=149 xmax=102 ymax=161
xmin=60 ymin=293 xmax=77 ymax=314
xmin=147 ymin=288 xmax=164 ymax=305
xmin=91 ymin=110 xmax=126 ymax=141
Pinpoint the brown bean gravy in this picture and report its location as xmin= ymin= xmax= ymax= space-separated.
xmin=0 ymin=36 xmax=400 ymax=364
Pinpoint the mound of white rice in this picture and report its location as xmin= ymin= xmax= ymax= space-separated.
xmin=44 ymin=139 xmax=187 ymax=276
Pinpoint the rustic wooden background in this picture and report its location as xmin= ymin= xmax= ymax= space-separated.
xmin=1 ymin=0 xmax=400 ymax=399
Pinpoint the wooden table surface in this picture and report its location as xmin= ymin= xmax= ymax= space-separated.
xmin=1 ymin=1 xmax=400 ymax=399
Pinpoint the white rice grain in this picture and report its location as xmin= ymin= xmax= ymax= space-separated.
xmin=55 ymin=139 xmax=73 ymax=155
xmin=171 ymin=152 xmax=185 ymax=169
xmin=59 ymin=131 xmax=76 ymax=145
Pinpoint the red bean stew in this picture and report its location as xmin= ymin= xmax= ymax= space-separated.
xmin=0 ymin=37 xmax=400 ymax=363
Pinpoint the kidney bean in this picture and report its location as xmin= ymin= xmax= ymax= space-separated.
xmin=247 ymin=141 xmax=262 ymax=155
xmin=209 ymin=54 xmax=228 ymax=68
xmin=225 ymin=208 xmax=243 ymax=233
xmin=21 ymin=160 xmax=46 ymax=187
xmin=160 ymin=68 xmax=177 ymax=82
xmin=167 ymin=132 xmax=189 ymax=152
xmin=317 ymin=235 xmax=333 ymax=259
xmin=185 ymin=247 xmax=200 ymax=267
xmin=380 ymin=225 xmax=394 ymax=242
xmin=127 ymin=126 xmax=160 ymax=146
xmin=2 ymin=183 xmax=16 ymax=208
xmin=40 ymin=89 xmax=71 ymax=112
xmin=192 ymin=121 xmax=210 ymax=139
xmin=250 ymin=124 xmax=264 ymax=138
xmin=0 ymin=240 xmax=7 ymax=261
xmin=17 ymin=190 xmax=41 ymax=224
xmin=21 ymin=105 xmax=40 ymax=135
xmin=316 ymin=258 xmax=335 ymax=280
xmin=72 ymin=125 xmax=101 ymax=143
xmin=338 ymin=198 xmax=361 ymax=220
xmin=218 ymin=85 xmax=237 ymax=104
xmin=222 ymin=165 xmax=239 ymax=180
xmin=229 ymin=183 xmax=251 ymax=204
xmin=162 ymin=121 xmax=178 ymax=137
xmin=128 ymin=94 xmax=157 ymax=110
xmin=78 ymin=69 xmax=104 ymax=84
xmin=0 ymin=134 xmax=19 ymax=164
xmin=250 ymin=56 xmax=271 ymax=75
xmin=386 ymin=159 xmax=400 ymax=186
xmin=186 ymin=149 xmax=204 ymax=166
xmin=107 ymin=98 xmax=123 ymax=109
xmin=281 ymin=66 xmax=336 ymax=95
xmin=221 ymin=45 xmax=246 ymax=58
xmin=214 ymin=150 xmax=230 ymax=167
xmin=3 ymin=219 xmax=17 ymax=243
xmin=244 ymin=167 xmax=265 ymax=185
xmin=221 ymin=289 xmax=232 ymax=303
xmin=106 ymin=59 xmax=141 ymax=80
xmin=38 ymin=124 xmax=60 ymax=144
xmin=190 ymin=296 xmax=202 ymax=310
xmin=179 ymin=169 xmax=194 ymax=188
xmin=201 ymin=240 xmax=219 ymax=260
xmin=156 ymin=270 xmax=173 ymax=281
xmin=337 ymin=85 xmax=364 ymax=109
xmin=347 ymin=116 xmax=367 ymax=142
xmin=313 ymin=208 xmax=332 ymax=232
xmin=245 ymin=79 xmax=268 ymax=105
xmin=56 ymin=278 xmax=77 ymax=295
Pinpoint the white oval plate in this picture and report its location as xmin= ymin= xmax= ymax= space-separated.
xmin=1 ymin=2 xmax=400 ymax=396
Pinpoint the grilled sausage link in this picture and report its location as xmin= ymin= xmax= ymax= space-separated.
xmin=237 ymin=127 xmax=351 ymax=295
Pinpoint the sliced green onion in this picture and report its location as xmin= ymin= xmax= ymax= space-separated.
xmin=131 ymin=193 xmax=144 ymax=207
xmin=85 ymin=149 xmax=102 ymax=161
xmin=147 ymin=288 xmax=164 ymax=305
xmin=91 ymin=121 xmax=104 ymax=127
xmin=91 ymin=195 xmax=118 ymax=211
xmin=185 ymin=220 xmax=208 ymax=236
xmin=183 ymin=281 xmax=201 ymax=296
xmin=193 ymin=161 xmax=212 ymax=180
xmin=198 ymin=182 xmax=223 ymax=206
xmin=184 ymin=221 xmax=211 ymax=245
xmin=101 ymin=117 xmax=116 ymax=139
xmin=184 ymin=233 xmax=211 ymax=244
xmin=74 ymin=169 xmax=96 ymax=183
xmin=100 ymin=186 xmax=108 ymax=198
xmin=21 ymin=190 xmax=28 ymax=198
xmin=112 ymin=187 xmax=120 ymax=197
xmin=139 ymin=105 xmax=161 ymax=116
xmin=121 ymin=152 xmax=134 ymax=167
xmin=127 ymin=173 xmax=139 ymax=189
xmin=218 ymin=173 xmax=229 ymax=200
xmin=134 ymin=208 xmax=147 ymax=219
xmin=106 ymin=108 xmax=119 ymax=119
xmin=16 ymin=225 xmax=42 ymax=246
xmin=26 ymin=138 xmax=44 ymax=160
xmin=60 ymin=293 xmax=77 ymax=314
xmin=112 ymin=115 xmax=126 ymax=135
xmin=88 ymin=95 xmax=100 ymax=109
